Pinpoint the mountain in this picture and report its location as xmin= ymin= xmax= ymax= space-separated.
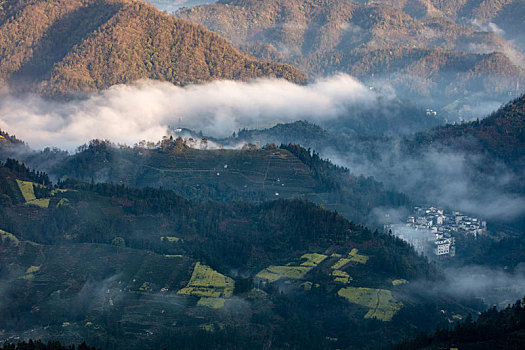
xmin=0 ymin=159 xmax=457 ymax=349
xmin=0 ymin=0 xmax=304 ymax=97
xmin=177 ymin=0 xmax=524 ymax=114
xmin=173 ymin=97 xmax=525 ymax=231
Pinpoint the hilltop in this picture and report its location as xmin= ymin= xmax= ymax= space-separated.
xmin=0 ymin=0 xmax=304 ymax=97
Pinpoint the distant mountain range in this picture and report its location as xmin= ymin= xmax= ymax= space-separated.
xmin=217 ymin=94 xmax=525 ymax=167
xmin=0 ymin=0 xmax=304 ymax=97
xmin=177 ymin=0 xmax=525 ymax=114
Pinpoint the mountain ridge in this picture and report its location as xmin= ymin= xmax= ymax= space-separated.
xmin=177 ymin=0 xmax=524 ymax=112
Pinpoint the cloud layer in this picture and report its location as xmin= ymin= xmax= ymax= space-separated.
xmin=0 ymin=74 xmax=375 ymax=150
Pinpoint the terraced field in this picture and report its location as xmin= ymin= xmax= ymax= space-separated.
xmin=392 ymin=279 xmax=408 ymax=286
xmin=15 ymin=179 xmax=50 ymax=207
xmin=300 ymin=253 xmax=328 ymax=267
xmin=256 ymin=253 xmax=328 ymax=282
xmin=338 ymin=287 xmax=402 ymax=321
xmin=23 ymin=265 xmax=41 ymax=280
xmin=137 ymin=149 xmax=318 ymax=200
xmin=331 ymin=249 xmax=369 ymax=269
xmin=178 ymin=262 xmax=234 ymax=308
xmin=256 ymin=265 xmax=313 ymax=282
xmin=332 ymin=270 xmax=351 ymax=284
xmin=161 ymin=236 xmax=181 ymax=243
xmin=348 ymin=249 xmax=369 ymax=264
xmin=16 ymin=179 xmax=37 ymax=202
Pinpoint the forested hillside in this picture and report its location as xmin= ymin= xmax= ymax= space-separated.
xmin=396 ymin=298 xmax=525 ymax=350
xmin=39 ymin=139 xmax=410 ymax=225
xmin=0 ymin=159 xmax=459 ymax=349
xmin=0 ymin=0 xmax=304 ymax=97
xmin=410 ymin=94 xmax=525 ymax=163
xmin=0 ymin=340 xmax=98 ymax=350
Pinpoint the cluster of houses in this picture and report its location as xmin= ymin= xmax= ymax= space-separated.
xmin=425 ymin=108 xmax=438 ymax=116
xmin=385 ymin=207 xmax=487 ymax=258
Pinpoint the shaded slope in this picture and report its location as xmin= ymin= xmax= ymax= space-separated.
xmin=48 ymin=140 xmax=410 ymax=224
xmin=412 ymin=94 xmax=525 ymax=162
xmin=0 ymin=160 xmax=452 ymax=349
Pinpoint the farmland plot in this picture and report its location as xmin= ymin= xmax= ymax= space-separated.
xmin=331 ymin=248 xmax=368 ymax=269
xmin=338 ymin=287 xmax=402 ymax=321
xmin=15 ymin=179 xmax=50 ymax=207
xmin=300 ymin=253 xmax=327 ymax=267
xmin=256 ymin=252 xmax=328 ymax=282
xmin=0 ymin=229 xmax=20 ymax=246
xmin=178 ymin=263 xmax=234 ymax=308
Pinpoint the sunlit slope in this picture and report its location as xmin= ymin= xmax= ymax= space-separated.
xmin=0 ymin=0 xmax=304 ymax=97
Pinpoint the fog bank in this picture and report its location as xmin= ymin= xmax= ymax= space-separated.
xmin=0 ymin=75 xmax=376 ymax=151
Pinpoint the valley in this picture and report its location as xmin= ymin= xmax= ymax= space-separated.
xmin=0 ymin=0 xmax=524 ymax=348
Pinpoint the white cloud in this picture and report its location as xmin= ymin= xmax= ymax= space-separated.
xmin=0 ymin=74 xmax=375 ymax=150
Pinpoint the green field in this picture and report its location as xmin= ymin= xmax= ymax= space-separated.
xmin=331 ymin=258 xmax=351 ymax=270
xmin=257 ymin=252 xmax=329 ymax=283
xmin=161 ymin=236 xmax=181 ymax=242
xmin=178 ymin=262 xmax=234 ymax=299
xmin=331 ymin=249 xmax=368 ymax=269
xmin=348 ymin=249 xmax=369 ymax=264
xmin=23 ymin=265 xmax=41 ymax=280
xmin=15 ymin=179 xmax=51 ymax=207
xmin=16 ymin=179 xmax=37 ymax=202
xmin=338 ymin=287 xmax=402 ymax=321
xmin=27 ymin=198 xmax=50 ymax=208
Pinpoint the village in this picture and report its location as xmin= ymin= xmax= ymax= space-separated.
xmin=385 ymin=206 xmax=487 ymax=258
